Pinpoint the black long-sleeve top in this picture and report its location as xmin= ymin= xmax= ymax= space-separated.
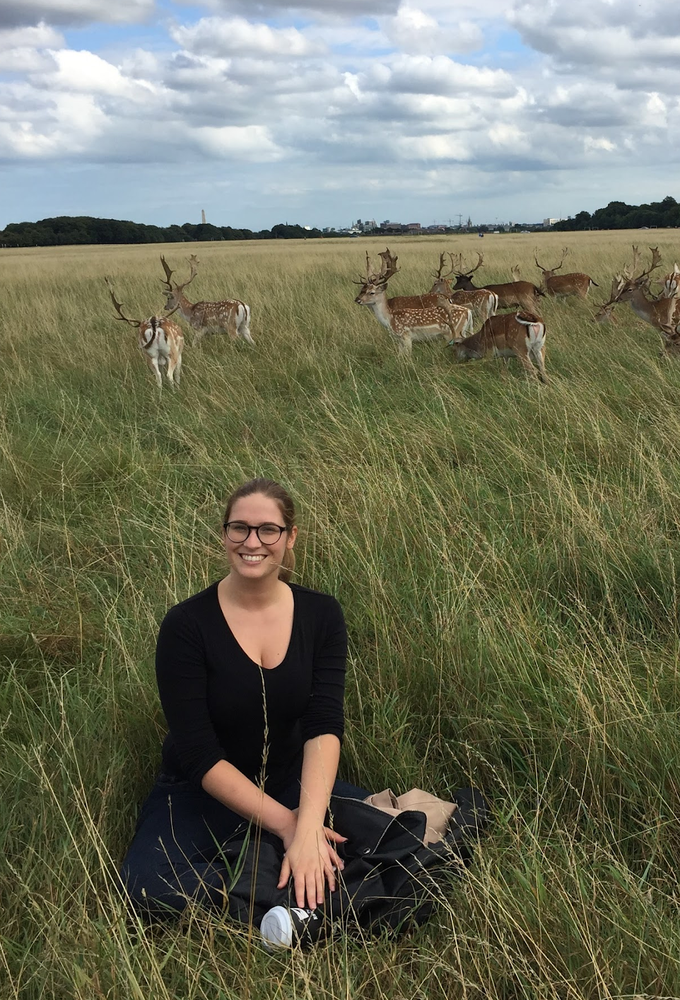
xmin=155 ymin=582 xmax=347 ymax=792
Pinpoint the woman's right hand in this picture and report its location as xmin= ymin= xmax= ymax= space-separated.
xmin=277 ymin=811 xmax=346 ymax=908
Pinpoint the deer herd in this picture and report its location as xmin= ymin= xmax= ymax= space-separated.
xmin=105 ymin=242 xmax=680 ymax=390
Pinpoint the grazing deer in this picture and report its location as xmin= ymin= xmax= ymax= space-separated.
xmin=105 ymin=278 xmax=184 ymax=389
xmin=160 ymin=255 xmax=253 ymax=346
xmin=594 ymin=247 xmax=680 ymax=351
xmin=534 ymin=247 xmax=598 ymax=299
xmin=429 ymin=253 xmax=498 ymax=322
xmin=450 ymin=252 xmax=545 ymax=313
xmin=450 ymin=311 xmax=547 ymax=383
xmin=354 ymin=248 xmax=473 ymax=356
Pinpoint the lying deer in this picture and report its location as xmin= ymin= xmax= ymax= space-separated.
xmin=160 ymin=255 xmax=253 ymax=346
xmin=429 ymin=253 xmax=498 ymax=322
xmin=450 ymin=311 xmax=547 ymax=383
xmin=594 ymin=247 xmax=680 ymax=352
xmin=534 ymin=247 xmax=598 ymax=299
xmin=354 ymin=248 xmax=473 ymax=356
xmin=105 ymin=278 xmax=184 ymax=389
xmin=450 ymin=252 xmax=545 ymax=313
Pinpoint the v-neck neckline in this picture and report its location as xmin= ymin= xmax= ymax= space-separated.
xmin=214 ymin=581 xmax=296 ymax=671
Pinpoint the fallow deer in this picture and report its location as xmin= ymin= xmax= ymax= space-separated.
xmin=160 ymin=255 xmax=253 ymax=346
xmin=450 ymin=311 xmax=547 ymax=383
xmin=450 ymin=252 xmax=545 ymax=313
xmin=594 ymin=247 xmax=680 ymax=352
xmin=354 ymin=248 xmax=473 ymax=356
xmin=534 ymin=247 xmax=599 ymax=299
xmin=105 ymin=278 xmax=184 ymax=389
xmin=429 ymin=253 xmax=498 ymax=322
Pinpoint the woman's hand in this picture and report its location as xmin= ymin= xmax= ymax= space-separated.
xmin=277 ymin=819 xmax=346 ymax=909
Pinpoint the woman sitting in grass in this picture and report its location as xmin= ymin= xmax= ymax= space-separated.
xmin=121 ymin=477 xmax=368 ymax=942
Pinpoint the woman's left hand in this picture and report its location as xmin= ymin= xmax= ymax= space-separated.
xmin=277 ymin=822 xmax=346 ymax=909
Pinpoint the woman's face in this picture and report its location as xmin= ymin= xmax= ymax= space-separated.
xmin=223 ymin=492 xmax=297 ymax=582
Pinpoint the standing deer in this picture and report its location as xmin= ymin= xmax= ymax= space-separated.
xmin=429 ymin=253 xmax=498 ymax=322
xmin=594 ymin=247 xmax=680 ymax=352
xmin=105 ymin=278 xmax=184 ymax=389
xmin=450 ymin=252 xmax=545 ymax=313
xmin=450 ymin=311 xmax=547 ymax=383
xmin=354 ymin=248 xmax=473 ymax=356
xmin=160 ymin=255 xmax=253 ymax=346
xmin=534 ymin=247 xmax=598 ymax=299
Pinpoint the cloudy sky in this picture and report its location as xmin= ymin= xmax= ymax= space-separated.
xmin=1 ymin=0 xmax=678 ymax=230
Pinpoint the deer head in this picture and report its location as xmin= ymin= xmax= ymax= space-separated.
xmin=534 ymin=247 xmax=569 ymax=278
xmin=354 ymin=248 xmax=400 ymax=305
xmin=450 ymin=251 xmax=484 ymax=290
xmin=160 ymin=254 xmax=200 ymax=310
xmin=429 ymin=252 xmax=455 ymax=295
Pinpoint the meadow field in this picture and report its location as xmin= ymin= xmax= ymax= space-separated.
xmin=2 ymin=230 xmax=680 ymax=1000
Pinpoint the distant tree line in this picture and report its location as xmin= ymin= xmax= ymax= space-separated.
xmin=0 ymin=216 xmax=328 ymax=248
xmin=553 ymin=196 xmax=680 ymax=231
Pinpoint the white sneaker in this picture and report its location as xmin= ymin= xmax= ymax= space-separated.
xmin=260 ymin=906 xmax=322 ymax=950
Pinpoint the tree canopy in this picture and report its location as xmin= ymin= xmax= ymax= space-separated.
xmin=0 ymin=216 xmax=326 ymax=248
xmin=553 ymin=196 xmax=680 ymax=231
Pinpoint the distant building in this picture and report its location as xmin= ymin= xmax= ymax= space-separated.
xmin=405 ymin=223 xmax=421 ymax=230
xmin=543 ymin=218 xmax=563 ymax=227
xmin=380 ymin=221 xmax=404 ymax=233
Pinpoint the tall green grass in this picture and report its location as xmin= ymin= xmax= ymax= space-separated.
xmin=1 ymin=232 xmax=680 ymax=999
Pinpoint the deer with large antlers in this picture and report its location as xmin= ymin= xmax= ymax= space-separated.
xmin=354 ymin=248 xmax=473 ymax=356
xmin=160 ymin=255 xmax=253 ymax=346
xmin=450 ymin=311 xmax=548 ymax=383
xmin=429 ymin=253 xmax=498 ymax=322
xmin=534 ymin=247 xmax=598 ymax=299
xmin=594 ymin=247 xmax=680 ymax=351
xmin=450 ymin=251 xmax=545 ymax=312
xmin=105 ymin=278 xmax=184 ymax=389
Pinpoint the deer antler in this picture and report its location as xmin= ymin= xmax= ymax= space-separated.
xmin=160 ymin=255 xmax=175 ymax=290
xmin=105 ymin=277 xmax=141 ymax=327
xmin=510 ymin=264 xmax=521 ymax=282
xmin=597 ymin=274 xmax=628 ymax=311
xmin=621 ymin=245 xmax=641 ymax=282
xmin=451 ymin=251 xmax=483 ymax=277
xmin=160 ymin=254 xmax=200 ymax=293
xmin=635 ymin=246 xmax=663 ymax=284
xmin=377 ymin=248 xmax=399 ymax=284
xmin=432 ymin=251 xmax=454 ymax=280
xmin=535 ymin=247 xmax=569 ymax=273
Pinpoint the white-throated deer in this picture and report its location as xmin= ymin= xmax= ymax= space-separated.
xmin=160 ymin=255 xmax=253 ymax=346
xmin=534 ymin=247 xmax=598 ymax=299
xmin=429 ymin=252 xmax=498 ymax=321
xmin=594 ymin=247 xmax=680 ymax=352
xmin=450 ymin=252 xmax=545 ymax=313
xmin=354 ymin=248 xmax=473 ymax=356
xmin=105 ymin=278 xmax=184 ymax=389
xmin=450 ymin=311 xmax=547 ymax=382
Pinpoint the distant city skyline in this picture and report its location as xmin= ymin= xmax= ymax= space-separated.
xmin=1 ymin=1 xmax=677 ymax=231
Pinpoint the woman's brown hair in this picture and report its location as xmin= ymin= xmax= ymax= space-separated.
xmin=222 ymin=478 xmax=296 ymax=583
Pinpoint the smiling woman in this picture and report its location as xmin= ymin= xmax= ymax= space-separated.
xmin=120 ymin=477 xmax=369 ymax=926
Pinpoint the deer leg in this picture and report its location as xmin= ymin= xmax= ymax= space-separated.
xmin=238 ymin=311 xmax=255 ymax=345
xmin=534 ymin=345 xmax=548 ymax=384
xmin=193 ymin=328 xmax=205 ymax=348
xmin=167 ymin=353 xmax=180 ymax=388
xmin=148 ymin=357 xmax=163 ymax=389
xmin=516 ymin=350 xmax=540 ymax=381
xmin=396 ymin=332 xmax=413 ymax=357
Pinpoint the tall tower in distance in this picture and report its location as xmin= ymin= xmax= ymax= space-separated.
xmin=201 ymin=209 xmax=207 ymax=224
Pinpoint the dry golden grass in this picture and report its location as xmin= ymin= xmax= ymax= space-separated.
xmin=1 ymin=230 xmax=680 ymax=1000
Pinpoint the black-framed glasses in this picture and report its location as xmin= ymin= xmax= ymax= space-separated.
xmin=223 ymin=521 xmax=287 ymax=545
